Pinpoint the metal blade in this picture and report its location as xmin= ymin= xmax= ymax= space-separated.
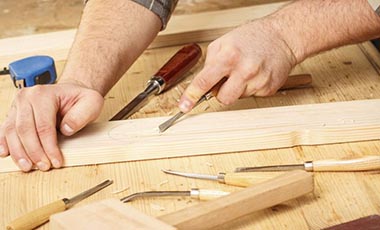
xmin=158 ymin=96 xmax=208 ymax=133
xmin=67 ymin=180 xmax=113 ymax=207
xmin=234 ymin=164 xmax=305 ymax=172
xmin=110 ymin=92 xmax=150 ymax=120
xmin=162 ymin=169 xmax=218 ymax=181
xmin=121 ymin=190 xmax=190 ymax=203
xmin=159 ymin=111 xmax=185 ymax=133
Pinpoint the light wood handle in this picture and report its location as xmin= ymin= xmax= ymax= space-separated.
xmin=312 ymin=155 xmax=380 ymax=171
xmin=7 ymin=199 xmax=67 ymax=230
xmin=223 ymin=172 xmax=283 ymax=187
xmin=197 ymin=189 xmax=230 ymax=200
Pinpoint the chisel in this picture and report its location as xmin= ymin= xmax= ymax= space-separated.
xmin=6 ymin=180 xmax=113 ymax=230
xmin=159 ymin=73 xmax=313 ymax=133
xmin=110 ymin=43 xmax=202 ymax=120
xmin=234 ymin=155 xmax=380 ymax=172
xmin=120 ymin=188 xmax=230 ymax=202
xmin=161 ymin=169 xmax=281 ymax=187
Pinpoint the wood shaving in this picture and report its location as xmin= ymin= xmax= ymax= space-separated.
xmin=150 ymin=203 xmax=165 ymax=211
xmin=158 ymin=180 xmax=169 ymax=187
xmin=203 ymin=105 xmax=210 ymax=111
xmin=205 ymin=162 xmax=213 ymax=167
xmin=281 ymin=91 xmax=287 ymax=95
xmin=111 ymin=186 xmax=130 ymax=194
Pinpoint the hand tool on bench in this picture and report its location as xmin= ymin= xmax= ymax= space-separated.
xmin=49 ymin=170 xmax=314 ymax=230
xmin=120 ymin=188 xmax=230 ymax=202
xmin=6 ymin=179 xmax=113 ymax=230
xmin=234 ymin=155 xmax=380 ymax=172
xmin=110 ymin=43 xmax=202 ymax=121
xmin=158 ymin=73 xmax=312 ymax=133
xmin=0 ymin=55 xmax=57 ymax=89
xmin=323 ymin=214 xmax=380 ymax=230
xmin=161 ymin=169 xmax=282 ymax=187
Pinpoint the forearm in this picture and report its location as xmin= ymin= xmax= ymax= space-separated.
xmin=267 ymin=0 xmax=380 ymax=63
xmin=60 ymin=0 xmax=161 ymax=96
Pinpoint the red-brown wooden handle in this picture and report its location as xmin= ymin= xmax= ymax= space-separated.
xmin=154 ymin=43 xmax=202 ymax=92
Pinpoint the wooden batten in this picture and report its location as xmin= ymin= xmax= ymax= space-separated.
xmin=1 ymin=99 xmax=380 ymax=173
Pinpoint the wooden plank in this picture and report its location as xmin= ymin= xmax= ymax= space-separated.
xmin=50 ymin=199 xmax=175 ymax=230
xmin=0 ymin=2 xmax=288 ymax=67
xmin=158 ymin=170 xmax=313 ymax=229
xmin=1 ymin=99 xmax=380 ymax=173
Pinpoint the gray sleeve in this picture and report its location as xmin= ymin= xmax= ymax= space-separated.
xmin=131 ymin=0 xmax=178 ymax=30
xmin=84 ymin=0 xmax=178 ymax=30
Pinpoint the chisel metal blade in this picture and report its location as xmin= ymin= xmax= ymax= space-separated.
xmin=110 ymin=92 xmax=151 ymax=120
xmin=234 ymin=164 xmax=305 ymax=172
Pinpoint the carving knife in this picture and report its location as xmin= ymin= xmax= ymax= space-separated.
xmin=120 ymin=188 xmax=230 ymax=202
xmin=110 ymin=43 xmax=202 ymax=120
xmin=161 ymin=169 xmax=281 ymax=187
xmin=158 ymin=73 xmax=313 ymax=133
xmin=6 ymin=179 xmax=113 ymax=230
xmin=234 ymin=155 xmax=380 ymax=172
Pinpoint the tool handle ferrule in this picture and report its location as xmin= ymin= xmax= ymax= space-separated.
xmin=153 ymin=43 xmax=202 ymax=92
xmin=312 ymin=155 xmax=380 ymax=172
xmin=6 ymin=199 xmax=67 ymax=230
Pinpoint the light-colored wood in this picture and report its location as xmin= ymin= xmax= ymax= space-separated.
xmin=312 ymin=155 xmax=380 ymax=172
xmin=1 ymin=99 xmax=380 ymax=173
xmin=2 ymin=2 xmax=380 ymax=229
xmin=158 ymin=170 xmax=313 ymax=229
xmin=7 ymin=199 xmax=66 ymax=230
xmin=0 ymin=2 xmax=288 ymax=67
xmin=49 ymin=199 xmax=175 ymax=230
xmin=223 ymin=172 xmax=283 ymax=187
xmin=196 ymin=189 xmax=231 ymax=201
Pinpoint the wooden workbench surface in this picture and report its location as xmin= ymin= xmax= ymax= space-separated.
xmin=1 ymin=1 xmax=380 ymax=229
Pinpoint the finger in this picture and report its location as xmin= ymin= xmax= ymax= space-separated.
xmin=60 ymin=91 xmax=104 ymax=136
xmin=15 ymin=100 xmax=51 ymax=171
xmin=215 ymin=70 xmax=250 ymax=105
xmin=241 ymin=71 xmax=272 ymax=98
xmin=32 ymin=97 xmax=63 ymax=169
xmin=179 ymin=64 xmax=229 ymax=113
xmin=0 ymin=123 xmax=10 ymax=157
xmin=4 ymin=107 xmax=33 ymax=172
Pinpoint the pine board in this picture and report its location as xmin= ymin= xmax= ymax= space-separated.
xmin=0 ymin=2 xmax=288 ymax=67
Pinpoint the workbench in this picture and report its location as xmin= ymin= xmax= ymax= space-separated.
xmin=1 ymin=1 xmax=380 ymax=229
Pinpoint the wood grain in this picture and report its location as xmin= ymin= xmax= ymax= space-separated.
xmin=159 ymin=170 xmax=313 ymax=229
xmin=0 ymin=2 xmax=288 ymax=67
xmin=50 ymin=199 xmax=175 ymax=230
xmin=1 ymin=99 xmax=380 ymax=173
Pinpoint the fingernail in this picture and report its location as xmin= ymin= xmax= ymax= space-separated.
xmin=37 ymin=161 xmax=50 ymax=171
xmin=179 ymin=99 xmax=192 ymax=113
xmin=18 ymin=159 xmax=32 ymax=171
xmin=51 ymin=159 xmax=61 ymax=168
xmin=63 ymin=123 xmax=74 ymax=134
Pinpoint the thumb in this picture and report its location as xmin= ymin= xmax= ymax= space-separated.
xmin=60 ymin=92 xmax=104 ymax=136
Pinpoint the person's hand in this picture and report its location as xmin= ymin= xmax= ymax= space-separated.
xmin=0 ymin=81 xmax=104 ymax=172
xmin=178 ymin=19 xmax=298 ymax=113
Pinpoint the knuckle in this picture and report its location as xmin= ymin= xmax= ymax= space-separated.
xmin=3 ymin=122 xmax=16 ymax=134
xmin=36 ymin=123 xmax=55 ymax=137
xmin=15 ymin=122 xmax=32 ymax=135
xmin=194 ymin=77 xmax=212 ymax=92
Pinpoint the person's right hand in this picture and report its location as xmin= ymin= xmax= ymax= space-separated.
xmin=0 ymin=81 xmax=104 ymax=172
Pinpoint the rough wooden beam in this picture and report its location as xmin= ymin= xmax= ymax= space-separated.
xmin=0 ymin=2 xmax=288 ymax=67
xmin=1 ymin=99 xmax=380 ymax=173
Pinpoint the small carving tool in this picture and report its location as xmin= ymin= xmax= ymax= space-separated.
xmin=234 ymin=155 xmax=380 ymax=172
xmin=161 ymin=169 xmax=281 ymax=187
xmin=7 ymin=179 xmax=113 ymax=230
xmin=120 ymin=188 xmax=230 ymax=202
xmin=158 ymin=73 xmax=313 ymax=133
xmin=110 ymin=43 xmax=202 ymax=120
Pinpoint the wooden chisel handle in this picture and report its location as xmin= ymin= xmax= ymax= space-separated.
xmin=7 ymin=199 xmax=67 ymax=230
xmin=154 ymin=43 xmax=202 ymax=92
xmin=192 ymin=189 xmax=231 ymax=201
xmin=223 ymin=172 xmax=283 ymax=187
xmin=311 ymin=155 xmax=380 ymax=172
